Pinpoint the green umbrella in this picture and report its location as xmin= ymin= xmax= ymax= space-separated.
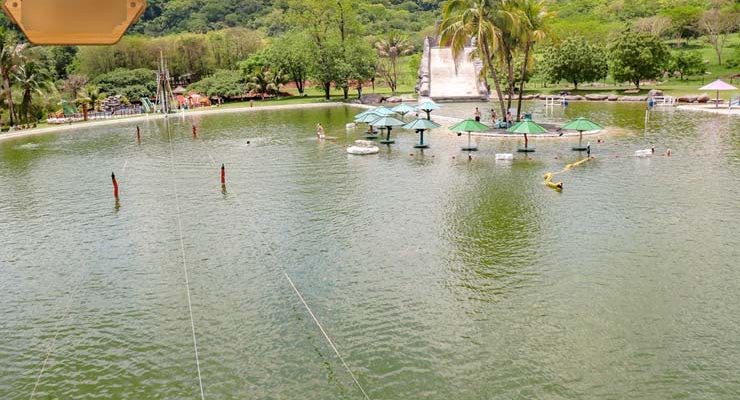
xmin=392 ymin=103 xmax=416 ymax=118
xmin=507 ymin=118 xmax=546 ymax=152
xmin=449 ymin=119 xmax=489 ymax=151
xmin=417 ymin=101 xmax=440 ymax=120
xmin=561 ymin=117 xmax=602 ymax=151
xmin=403 ymin=118 xmax=441 ymax=148
xmin=371 ymin=116 xmax=406 ymax=144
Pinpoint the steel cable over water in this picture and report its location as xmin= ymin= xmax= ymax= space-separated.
xmin=191 ymin=122 xmax=372 ymax=399
xmin=165 ymin=121 xmax=206 ymax=400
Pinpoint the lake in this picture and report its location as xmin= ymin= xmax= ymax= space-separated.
xmin=1 ymin=102 xmax=739 ymax=399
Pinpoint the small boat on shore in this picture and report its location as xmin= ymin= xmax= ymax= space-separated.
xmin=347 ymin=140 xmax=380 ymax=155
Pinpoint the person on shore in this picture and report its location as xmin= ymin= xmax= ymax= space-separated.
xmin=490 ymin=109 xmax=497 ymax=123
xmin=316 ymin=123 xmax=326 ymax=140
xmin=474 ymin=107 xmax=482 ymax=122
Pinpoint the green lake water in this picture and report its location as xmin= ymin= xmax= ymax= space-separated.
xmin=1 ymin=103 xmax=739 ymax=399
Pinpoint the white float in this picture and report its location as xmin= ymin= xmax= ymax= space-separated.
xmin=634 ymin=148 xmax=655 ymax=157
xmin=347 ymin=140 xmax=380 ymax=155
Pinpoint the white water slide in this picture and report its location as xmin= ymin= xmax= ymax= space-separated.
xmin=428 ymin=47 xmax=487 ymax=101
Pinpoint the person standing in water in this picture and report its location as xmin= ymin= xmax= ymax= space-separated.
xmin=474 ymin=107 xmax=482 ymax=122
xmin=316 ymin=123 xmax=326 ymax=140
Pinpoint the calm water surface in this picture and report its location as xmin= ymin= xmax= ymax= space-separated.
xmin=1 ymin=103 xmax=739 ymax=399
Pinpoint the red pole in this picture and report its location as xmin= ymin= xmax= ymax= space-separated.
xmin=192 ymin=125 xmax=197 ymax=137
xmin=136 ymin=126 xmax=141 ymax=144
xmin=221 ymin=164 xmax=226 ymax=186
xmin=112 ymin=172 xmax=119 ymax=199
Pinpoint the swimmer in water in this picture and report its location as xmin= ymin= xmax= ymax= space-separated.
xmin=316 ymin=123 xmax=326 ymax=140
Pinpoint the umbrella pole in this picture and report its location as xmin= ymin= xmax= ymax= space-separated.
xmin=717 ymin=90 xmax=720 ymax=109
xmin=386 ymin=126 xmax=391 ymax=142
xmin=524 ymin=133 xmax=528 ymax=149
xmin=579 ymin=131 xmax=583 ymax=147
xmin=468 ymin=131 xmax=472 ymax=149
xmin=426 ymin=111 xmax=431 ymax=120
xmin=420 ymin=130 xmax=424 ymax=146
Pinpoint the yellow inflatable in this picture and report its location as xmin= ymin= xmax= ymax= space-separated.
xmin=543 ymin=157 xmax=594 ymax=191
xmin=543 ymin=172 xmax=563 ymax=191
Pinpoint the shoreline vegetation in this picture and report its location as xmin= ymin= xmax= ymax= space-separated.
xmin=0 ymin=0 xmax=737 ymax=131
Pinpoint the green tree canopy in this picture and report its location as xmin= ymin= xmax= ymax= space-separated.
xmin=608 ymin=32 xmax=670 ymax=89
xmin=540 ymin=36 xmax=608 ymax=89
xmin=188 ymin=69 xmax=246 ymax=98
xmin=94 ymin=68 xmax=157 ymax=100
xmin=670 ymin=51 xmax=706 ymax=79
xmin=266 ymin=31 xmax=313 ymax=95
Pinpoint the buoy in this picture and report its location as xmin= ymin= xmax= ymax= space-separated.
xmin=221 ymin=164 xmax=226 ymax=185
xmin=192 ymin=125 xmax=198 ymax=137
xmin=634 ymin=149 xmax=654 ymax=157
xmin=111 ymin=172 xmax=119 ymax=199
xmin=136 ymin=126 xmax=141 ymax=144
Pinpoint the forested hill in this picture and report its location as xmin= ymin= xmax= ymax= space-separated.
xmin=130 ymin=0 xmax=443 ymax=36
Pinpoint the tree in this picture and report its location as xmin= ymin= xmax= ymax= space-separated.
xmin=239 ymin=51 xmax=286 ymax=99
xmin=513 ymin=0 xmax=552 ymax=120
xmin=0 ymin=28 xmax=19 ymax=126
xmin=94 ymin=68 xmax=157 ymax=100
xmin=346 ymin=40 xmax=377 ymax=98
xmin=267 ymin=31 xmax=313 ymax=96
xmin=14 ymin=59 xmax=52 ymax=125
xmin=287 ymin=0 xmax=362 ymax=100
xmin=439 ymin=0 xmax=509 ymax=118
xmin=608 ymin=32 xmax=670 ymax=89
xmin=670 ymin=51 xmax=705 ymax=80
xmin=540 ymin=36 xmax=608 ymax=89
xmin=62 ymin=74 xmax=89 ymax=100
xmin=188 ymin=69 xmax=246 ymax=98
xmin=662 ymin=5 xmax=703 ymax=46
xmin=632 ymin=15 xmax=672 ymax=38
xmin=698 ymin=3 xmax=739 ymax=66
xmin=375 ymin=32 xmax=414 ymax=95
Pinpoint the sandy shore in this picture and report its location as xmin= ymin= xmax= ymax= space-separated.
xmin=676 ymin=104 xmax=740 ymax=116
xmin=0 ymin=102 xmax=346 ymax=143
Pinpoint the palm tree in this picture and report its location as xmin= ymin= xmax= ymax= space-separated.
xmin=14 ymin=59 xmax=52 ymax=125
xmin=0 ymin=28 xmax=20 ymax=126
xmin=513 ymin=0 xmax=551 ymax=120
xmin=76 ymin=84 xmax=106 ymax=121
xmin=439 ymin=0 xmax=515 ymax=118
xmin=375 ymin=33 xmax=414 ymax=95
